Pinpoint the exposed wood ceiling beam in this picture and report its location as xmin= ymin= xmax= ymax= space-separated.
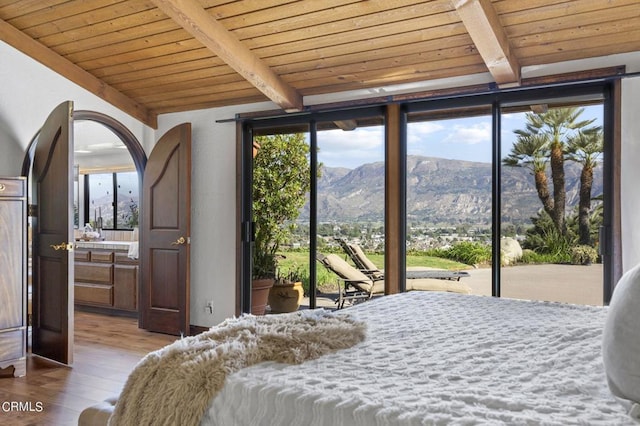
xmin=0 ymin=18 xmax=157 ymax=128
xmin=152 ymin=0 xmax=303 ymax=112
xmin=452 ymin=0 xmax=520 ymax=87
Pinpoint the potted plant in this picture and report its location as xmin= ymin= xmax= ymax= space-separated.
xmin=251 ymin=133 xmax=311 ymax=314
xmin=268 ymin=263 xmax=305 ymax=313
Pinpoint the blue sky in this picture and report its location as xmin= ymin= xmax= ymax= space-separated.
xmin=316 ymin=105 xmax=603 ymax=169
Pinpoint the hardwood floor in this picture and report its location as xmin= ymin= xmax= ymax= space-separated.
xmin=0 ymin=310 xmax=176 ymax=426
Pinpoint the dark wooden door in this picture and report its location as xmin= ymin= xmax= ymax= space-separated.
xmin=140 ymin=123 xmax=191 ymax=335
xmin=31 ymin=101 xmax=74 ymax=365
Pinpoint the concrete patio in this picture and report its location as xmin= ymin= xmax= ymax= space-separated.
xmin=466 ymin=263 xmax=605 ymax=306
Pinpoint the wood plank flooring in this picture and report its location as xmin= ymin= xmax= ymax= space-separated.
xmin=0 ymin=310 xmax=176 ymax=426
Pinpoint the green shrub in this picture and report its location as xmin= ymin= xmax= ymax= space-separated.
xmin=521 ymin=211 xmax=575 ymax=263
xmin=437 ymin=241 xmax=492 ymax=266
xmin=518 ymin=249 xmax=539 ymax=264
xmin=518 ymin=249 xmax=566 ymax=264
xmin=570 ymin=245 xmax=598 ymax=265
xmin=277 ymin=253 xmax=340 ymax=296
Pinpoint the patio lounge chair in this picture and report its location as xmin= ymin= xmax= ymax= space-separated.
xmin=317 ymin=253 xmax=472 ymax=309
xmin=334 ymin=238 xmax=470 ymax=281
xmin=334 ymin=238 xmax=384 ymax=279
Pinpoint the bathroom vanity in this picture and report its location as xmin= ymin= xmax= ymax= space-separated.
xmin=74 ymin=241 xmax=138 ymax=315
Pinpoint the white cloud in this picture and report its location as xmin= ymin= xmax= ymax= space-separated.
xmin=501 ymin=112 xmax=521 ymax=121
xmin=406 ymin=118 xmax=492 ymax=160
xmin=407 ymin=122 xmax=445 ymax=146
xmin=318 ymin=127 xmax=382 ymax=150
xmin=443 ymin=121 xmax=491 ymax=145
xmin=317 ymin=127 xmax=384 ymax=168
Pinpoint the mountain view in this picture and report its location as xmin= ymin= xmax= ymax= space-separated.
xmin=301 ymin=155 xmax=603 ymax=226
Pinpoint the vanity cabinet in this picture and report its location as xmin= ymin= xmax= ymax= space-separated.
xmin=0 ymin=177 xmax=27 ymax=377
xmin=74 ymin=245 xmax=138 ymax=314
xmin=114 ymin=253 xmax=137 ymax=311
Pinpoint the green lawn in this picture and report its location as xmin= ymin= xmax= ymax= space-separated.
xmin=277 ymin=250 xmax=470 ymax=294
xmin=367 ymin=253 xmax=470 ymax=270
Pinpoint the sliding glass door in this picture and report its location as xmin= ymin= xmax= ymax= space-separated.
xmin=500 ymin=100 xmax=605 ymax=305
xmin=249 ymin=124 xmax=311 ymax=314
xmin=240 ymin=82 xmax=616 ymax=313
xmin=316 ymin=119 xmax=385 ymax=302
xmin=406 ymin=106 xmax=493 ymax=297
xmin=241 ymin=108 xmax=385 ymax=312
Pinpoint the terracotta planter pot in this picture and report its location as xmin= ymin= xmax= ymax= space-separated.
xmin=268 ymin=281 xmax=304 ymax=313
xmin=251 ymin=278 xmax=274 ymax=315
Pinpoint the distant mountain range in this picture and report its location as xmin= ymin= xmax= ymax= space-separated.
xmin=300 ymin=155 xmax=603 ymax=226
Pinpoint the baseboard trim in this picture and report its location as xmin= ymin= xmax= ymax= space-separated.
xmin=189 ymin=325 xmax=209 ymax=335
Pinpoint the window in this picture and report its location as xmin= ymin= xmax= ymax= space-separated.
xmin=406 ymin=107 xmax=493 ymax=297
xmin=500 ymin=101 xmax=604 ymax=305
xmin=241 ymin=81 xmax=616 ymax=313
xmin=85 ymin=171 xmax=139 ymax=230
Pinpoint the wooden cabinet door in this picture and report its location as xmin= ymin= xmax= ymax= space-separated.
xmin=0 ymin=177 xmax=27 ymax=377
xmin=114 ymin=264 xmax=137 ymax=311
xmin=0 ymin=187 xmax=24 ymax=330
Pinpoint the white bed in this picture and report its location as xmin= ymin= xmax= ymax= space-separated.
xmin=200 ymin=292 xmax=633 ymax=425
xmin=81 ymin=292 xmax=636 ymax=425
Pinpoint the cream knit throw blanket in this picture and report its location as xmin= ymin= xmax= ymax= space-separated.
xmin=108 ymin=310 xmax=366 ymax=426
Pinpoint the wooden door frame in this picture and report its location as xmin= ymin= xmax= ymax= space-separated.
xmin=74 ymin=111 xmax=147 ymax=173
xmin=22 ymin=111 xmax=146 ymax=179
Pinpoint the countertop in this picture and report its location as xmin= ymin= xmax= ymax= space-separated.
xmin=75 ymin=240 xmax=137 ymax=250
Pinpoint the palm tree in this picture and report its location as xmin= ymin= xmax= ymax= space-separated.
xmin=508 ymin=107 xmax=596 ymax=235
xmin=566 ymin=127 xmax=603 ymax=245
xmin=503 ymin=133 xmax=553 ymax=219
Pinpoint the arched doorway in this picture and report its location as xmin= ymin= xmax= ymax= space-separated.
xmin=73 ymin=111 xmax=147 ymax=174
xmin=70 ymin=111 xmax=147 ymax=318
xmin=22 ymin=111 xmax=146 ymax=179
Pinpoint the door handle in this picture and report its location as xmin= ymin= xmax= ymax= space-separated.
xmin=50 ymin=242 xmax=74 ymax=251
xmin=171 ymin=236 xmax=186 ymax=245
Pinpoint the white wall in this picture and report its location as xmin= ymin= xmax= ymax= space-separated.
xmin=0 ymin=41 xmax=152 ymax=171
xmin=621 ymin=76 xmax=640 ymax=272
xmin=156 ymin=102 xmax=275 ymax=326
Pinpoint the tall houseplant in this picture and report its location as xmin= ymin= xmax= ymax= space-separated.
xmin=252 ymin=133 xmax=311 ymax=314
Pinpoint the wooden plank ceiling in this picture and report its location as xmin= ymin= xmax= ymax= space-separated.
xmin=1 ymin=0 xmax=639 ymax=128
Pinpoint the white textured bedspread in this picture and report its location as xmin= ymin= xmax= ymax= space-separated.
xmin=202 ymin=292 xmax=634 ymax=425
